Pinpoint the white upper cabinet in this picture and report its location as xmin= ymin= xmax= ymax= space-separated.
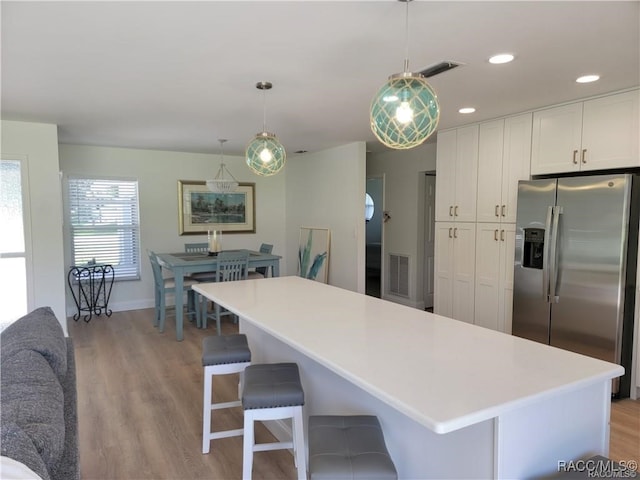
xmin=531 ymin=89 xmax=639 ymax=175
xmin=581 ymin=90 xmax=640 ymax=171
xmin=476 ymin=114 xmax=532 ymax=224
xmin=435 ymin=125 xmax=479 ymax=222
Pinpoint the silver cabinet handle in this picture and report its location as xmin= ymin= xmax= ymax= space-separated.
xmin=454 ymin=206 xmax=459 ymax=217
xmin=500 ymin=229 xmax=505 ymax=242
xmin=494 ymin=229 xmax=499 ymax=241
xmin=453 ymin=228 xmax=458 ymax=238
xmin=572 ymin=150 xmax=579 ymax=164
xmin=449 ymin=206 xmax=453 ymax=217
xmin=581 ymin=149 xmax=587 ymax=164
xmin=501 ymin=205 xmax=506 ymax=217
xmin=448 ymin=227 xmax=452 ymax=238
xmin=495 ymin=205 xmax=500 ymax=217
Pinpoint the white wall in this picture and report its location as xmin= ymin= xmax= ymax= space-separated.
xmin=285 ymin=142 xmax=366 ymax=293
xmin=59 ymin=144 xmax=287 ymax=313
xmin=367 ymin=142 xmax=437 ymax=308
xmin=1 ymin=120 xmax=67 ymax=332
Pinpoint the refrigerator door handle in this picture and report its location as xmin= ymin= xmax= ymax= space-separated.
xmin=549 ymin=205 xmax=563 ymax=303
xmin=542 ymin=206 xmax=553 ymax=302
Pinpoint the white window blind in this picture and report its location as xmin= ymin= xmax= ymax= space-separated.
xmin=68 ymin=177 xmax=140 ymax=281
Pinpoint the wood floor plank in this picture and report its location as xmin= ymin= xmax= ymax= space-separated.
xmin=70 ymin=308 xmax=296 ymax=479
xmin=69 ymin=308 xmax=639 ymax=478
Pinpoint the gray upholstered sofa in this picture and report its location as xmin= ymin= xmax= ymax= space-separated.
xmin=1 ymin=307 xmax=79 ymax=480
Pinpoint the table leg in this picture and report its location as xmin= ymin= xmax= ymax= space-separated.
xmin=272 ymin=261 xmax=280 ymax=277
xmin=174 ymin=269 xmax=184 ymax=341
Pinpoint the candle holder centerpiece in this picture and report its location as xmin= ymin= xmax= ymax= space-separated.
xmin=208 ymin=230 xmax=222 ymax=256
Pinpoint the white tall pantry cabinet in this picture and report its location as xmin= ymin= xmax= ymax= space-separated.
xmin=435 ymin=115 xmax=530 ymax=331
xmin=434 ymin=126 xmax=478 ymax=322
xmin=474 ymin=115 xmax=532 ymax=333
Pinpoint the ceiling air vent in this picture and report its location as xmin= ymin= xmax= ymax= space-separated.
xmin=418 ymin=61 xmax=462 ymax=78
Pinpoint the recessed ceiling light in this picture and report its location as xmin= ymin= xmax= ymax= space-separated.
xmin=459 ymin=107 xmax=476 ymax=114
xmin=576 ymin=74 xmax=600 ymax=83
xmin=489 ymin=53 xmax=514 ymax=64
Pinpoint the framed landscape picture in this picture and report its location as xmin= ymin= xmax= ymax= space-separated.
xmin=178 ymin=180 xmax=256 ymax=235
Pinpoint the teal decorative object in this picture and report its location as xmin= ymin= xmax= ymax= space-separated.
xmin=370 ymin=73 xmax=440 ymax=149
xmin=246 ymin=132 xmax=286 ymax=176
xmin=246 ymin=81 xmax=286 ymax=177
xmin=369 ymin=0 xmax=440 ymax=150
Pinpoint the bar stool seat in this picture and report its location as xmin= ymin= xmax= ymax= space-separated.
xmin=308 ymin=415 xmax=398 ymax=480
xmin=202 ymin=334 xmax=251 ymax=454
xmin=241 ymin=363 xmax=306 ymax=480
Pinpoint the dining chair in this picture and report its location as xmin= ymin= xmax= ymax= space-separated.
xmin=185 ymin=242 xmax=209 ymax=253
xmin=148 ymin=250 xmax=200 ymax=332
xmin=247 ymin=243 xmax=274 ymax=279
xmin=186 ymin=243 xmax=218 ymax=282
xmin=200 ymin=250 xmax=250 ymax=334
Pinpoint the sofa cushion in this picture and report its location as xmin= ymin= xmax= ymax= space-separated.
xmin=1 ymin=349 xmax=65 ymax=477
xmin=1 ymin=307 xmax=67 ymax=380
xmin=1 ymin=424 xmax=51 ymax=480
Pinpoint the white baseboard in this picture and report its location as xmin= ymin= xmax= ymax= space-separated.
xmin=262 ymin=419 xmax=295 ymax=457
xmin=66 ymin=298 xmax=154 ymax=318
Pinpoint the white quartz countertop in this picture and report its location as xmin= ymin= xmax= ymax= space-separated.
xmin=193 ymin=276 xmax=623 ymax=434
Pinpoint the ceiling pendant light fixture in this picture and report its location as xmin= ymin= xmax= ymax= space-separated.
xmin=370 ymin=0 xmax=440 ymax=150
xmin=206 ymin=139 xmax=239 ymax=193
xmin=246 ymin=81 xmax=286 ymax=176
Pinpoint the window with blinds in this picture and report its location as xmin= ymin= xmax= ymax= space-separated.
xmin=67 ymin=177 xmax=140 ymax=281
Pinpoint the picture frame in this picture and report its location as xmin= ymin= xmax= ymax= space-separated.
xmin=178 ymin=180 xmax=256 ymax=235
xmin=298 ymin=226 xmax=331 ymax=283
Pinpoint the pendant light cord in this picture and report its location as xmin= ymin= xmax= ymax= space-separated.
xmin=403 ymin=0 xmax=410 ymax=73
xmin=262 ymin=87 xmax=267 ymax=133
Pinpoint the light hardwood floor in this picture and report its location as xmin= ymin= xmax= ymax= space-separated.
xmin=69 ymin=309 xmax=639 ymax=479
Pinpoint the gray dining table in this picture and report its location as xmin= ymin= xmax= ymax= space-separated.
xmin=155 ymin=249 xmax=281 ymax=341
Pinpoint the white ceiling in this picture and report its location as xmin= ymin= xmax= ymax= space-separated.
xmin=2 ymin=1 xmax=639 ymax=157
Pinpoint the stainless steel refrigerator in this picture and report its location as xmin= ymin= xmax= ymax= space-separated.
xmin=512 ymin=173 xmax=638 ymax=397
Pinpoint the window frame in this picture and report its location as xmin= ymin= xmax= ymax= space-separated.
xmin=66 ymin=175 xmax=141 ymax=282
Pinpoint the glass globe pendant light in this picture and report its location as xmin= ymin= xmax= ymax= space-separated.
xmin=246 ymin=81 xmax=286 ymax=176
xmin=370 ymin=0 xmax=440 ymax=150
xmin=206 ymin=139 xmax=239 ymax=193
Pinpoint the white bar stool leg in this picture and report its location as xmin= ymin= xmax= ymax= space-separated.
xmin=202 ymin=361 xmax=250 ymax=455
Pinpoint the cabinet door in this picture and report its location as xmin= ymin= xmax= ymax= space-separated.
xmin=501 ymin=114 xmax=532 ymax=223
xmin=476 ymin=120 xmax=504 ymax=223
xmin=454 ymin=125 xmax=479 ymax=222
xmin=531 ymin=103 xmax=583 ymax=175
xmin=435 ymin=130 xmax=457 ymax=222
xmin=451 ymin=222 xmax=476 ymax=324
xmin=498 ymin=225 xmax=516 ymax=334
xmin=434 ymin=222 xmax=454 ymax=317
xmin=474 ymin=223 xmax=502 ymax=330
xmin=581 ymin=90 xmax=640 ymax=171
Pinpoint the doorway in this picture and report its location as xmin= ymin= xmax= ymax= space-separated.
xmin=0 ymin=158 xmax=31 ymax=325
xmin=423 ymin=173 xmax=436 ymax=310
xmin=366 ymin=176 xmax=383 ymax=298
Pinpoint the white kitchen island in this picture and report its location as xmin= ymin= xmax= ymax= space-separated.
xmin=193 ymin=276 xmax=624 ymax=479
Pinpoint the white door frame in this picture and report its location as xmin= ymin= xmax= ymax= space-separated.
xmin=0 ymin=155 xmax=34 ymax=321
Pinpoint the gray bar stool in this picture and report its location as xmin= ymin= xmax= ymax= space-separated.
xmin=241 ymin=363 xmax=306 ymax=480
xmin=308 ymin=415 xmax=398 ymax=480
xmin=201 ymin=334 xmax=251 ymax=454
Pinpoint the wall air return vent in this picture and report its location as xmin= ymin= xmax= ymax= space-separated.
xmin=389 ymin=254 xmax=410 ymax=298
